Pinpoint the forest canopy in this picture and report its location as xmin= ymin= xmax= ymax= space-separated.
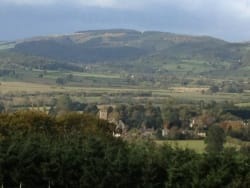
xmin=0 ymin=111 xmax=249 ymax=187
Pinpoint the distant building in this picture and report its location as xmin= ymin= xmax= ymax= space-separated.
xmin=97 ymin=105 xmax=127 ymax=137
xmin=97 ymin=105 xmax=115 ymax=120
xmin=99 ymin=108 xmax=108 ymax=120
xmin=220 ymin=120 xmax=246 ymax=131
xmin=197 ymin=132 xmax=206 ymax=138
xmin=162 ymin=128 xmax=169 ymax=137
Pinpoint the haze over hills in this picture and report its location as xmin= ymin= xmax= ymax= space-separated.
xmin=0 ymin=29 xmax=250 ymax=77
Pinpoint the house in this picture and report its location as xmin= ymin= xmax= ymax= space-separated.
xmin=97 ymin=105 xmax=127 ymax=137
xmin=162 ymin=128 xmax=169 ymax=137
xmin=197 ymin=132 xmax=206 ymax=138
xmin=97 ymin=105 xmax=114 ymax=120
xmin=220 ymin=120 xmax=245 ymax=131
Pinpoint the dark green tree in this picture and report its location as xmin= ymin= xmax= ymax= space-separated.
xmin=0 ymin=102 xmax=4 ymax=112
xmin=209 ymin=85 xmax=219 ymax=93
xmin=56 ymin=95 xmax=72 ymax=114
xmin=56 ymin=77 xmax=65 ymax=85
xmin=205 ymin=125 xmax=226 ymax=153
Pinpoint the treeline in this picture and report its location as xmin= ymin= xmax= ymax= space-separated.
xmin=1 ymin=96 xmax=250 ymax=141
xmin=0 ymin=111 xmax=249 ymax=187
xmin=110 ymin=103 xmax=163 ymax=130
xmin=0 ymin=69 xmax=16 ymax=77
xmin=14 ymin=40 xmax=147 ymax=63
xmin=0 ymin=111 xmax=113 ymax=138
xmin=110 ymin=101 xmax=249 ymax=141
xmin=209 ymin=81 xmax=245 ymax=93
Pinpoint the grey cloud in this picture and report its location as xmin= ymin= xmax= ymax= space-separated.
xmin=1 ymin=0 xmax=250 ymax=41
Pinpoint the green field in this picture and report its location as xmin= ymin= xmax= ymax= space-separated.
xmin=0 ymin=79 xmax=249 ymax=106
xmin=156 ymin=140 xmax=205 ymax=153
xmin=235 ymin=102 xmax=250 ymax=107
xmin=155 ymin=139 xmax=249 ymax=153
xmin=0 ymin=64 xmax=249 ymax=108
xmin=0 ymin=42 xmax=15 ymax=50
xmin=71 ymin=72 xmax=120 ymax=79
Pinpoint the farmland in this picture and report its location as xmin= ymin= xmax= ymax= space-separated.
xmin=0 ymin=77 xmax=249 ymax=107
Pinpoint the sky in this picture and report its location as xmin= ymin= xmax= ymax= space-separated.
xmin=1 ymin=0 xmax=250 ymax=42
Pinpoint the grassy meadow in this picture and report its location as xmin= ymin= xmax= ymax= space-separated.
xmin=155 ymin=139 xmax=250 ymax=153
xmin=156 ymin=140 xmax=206 ymax=153
xmin=1 ymin=79 xmax=249 ymax=105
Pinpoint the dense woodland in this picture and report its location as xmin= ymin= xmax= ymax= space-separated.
xmin=0 ymin=111 xmax=249 ymax=187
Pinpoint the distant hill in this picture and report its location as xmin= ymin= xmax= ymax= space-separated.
xmin=1 ymin=29 xmax=250 ymax=77
xmin=12 ymin=29 xmax=229 ymax=62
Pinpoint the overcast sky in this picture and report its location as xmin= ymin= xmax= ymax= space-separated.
xmin=1 ymin=0 xmax=250 ymax=42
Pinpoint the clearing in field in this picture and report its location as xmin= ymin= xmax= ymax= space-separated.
xmin=156 ymin=140 xmax=206 ymax=153
xmin=155 ymin=139 xmax=249 ymax=153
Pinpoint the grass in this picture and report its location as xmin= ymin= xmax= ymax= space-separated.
xmin=156 ymin=140 xmax=206 ymax=153
xmin=0 ymin=82 xmax=66 ymax=93
xmin=0 ymin=43 xmax=15 ymax=50
xmin=0 ymin=81 xmax=149 ymax=95
xmin=0 ymin=68 xmax=248 ymax=106
xmin=235 ymin=102 xmax=250 ymax=107
xmin=0 ymin=80 xmax=248 ymax=104
xmin=162 ymin=60 xmax=216 ymax=74
xmin=71 ymin=72 xmax=120 ymax=79
xmin=155 ymin=139 xmax=249 ymax=153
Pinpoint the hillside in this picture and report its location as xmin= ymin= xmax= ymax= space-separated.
xmin=13 ymin=29 xmax=228 ymax=62
xmin=0 ymin=29 xmax=250 ymax=77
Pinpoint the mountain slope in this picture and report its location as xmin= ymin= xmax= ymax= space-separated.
xmin=12 ymin=29 xmax=228 ymax=62
xmin=1 ymin=29 xmax=250 ymax=77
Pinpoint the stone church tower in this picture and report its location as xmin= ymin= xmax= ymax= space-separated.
xmin=99 ymin=108 xmax=108 ymax=120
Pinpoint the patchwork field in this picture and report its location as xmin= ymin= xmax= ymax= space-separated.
xmin=0 ymin=79 xmax=249 ymax=106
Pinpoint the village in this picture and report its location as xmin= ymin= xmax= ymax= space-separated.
xmin=97 ymin=104 xmax=250 ymax=141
